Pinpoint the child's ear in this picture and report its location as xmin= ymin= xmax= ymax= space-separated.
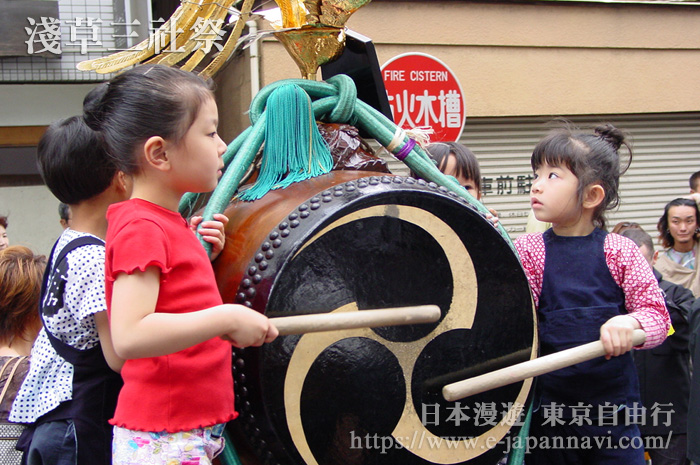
xmin=143 ymin=136 xmax=169 ymax=170
xmin=583 ymin=184 xmax=605 ymax=209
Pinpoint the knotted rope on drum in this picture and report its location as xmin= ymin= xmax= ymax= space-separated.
xmin=237 ymin=84 xmax=334 ymax=201
xmin=179 ymin=74 xmax=512 ymax=254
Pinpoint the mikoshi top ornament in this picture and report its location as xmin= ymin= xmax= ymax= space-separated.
xmin=77 ymin=0 xmax=373 ymax=80
xmin=77 ymin=2 xmax=534 ymax=465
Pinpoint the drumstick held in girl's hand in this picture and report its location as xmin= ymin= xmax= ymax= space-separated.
xmin=269 ymin=305 xmax=441 ymax=336
xmin=442 ymin=329 xmax=646 ymax=402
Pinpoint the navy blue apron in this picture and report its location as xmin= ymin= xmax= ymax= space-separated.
xmin=526 ymin=228 xmax=644 ymax=464
xmin=536 ymin=228 xmax=640 ymax=414
xmin=17 ymin=237 xmax=122 ymax=465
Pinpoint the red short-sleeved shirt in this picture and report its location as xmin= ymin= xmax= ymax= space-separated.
xmin=105 ymin=198 xmax=236 ymax=432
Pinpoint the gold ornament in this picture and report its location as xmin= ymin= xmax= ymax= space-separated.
xmin=272 ymin=0 xmax=372 ymax=79
xmin=77 ymin=0 xmax=256 ymax=79
xmin=76 ymin=0 xmax=372 ymax=80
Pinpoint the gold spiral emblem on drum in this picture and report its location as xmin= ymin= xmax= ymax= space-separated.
xmin=283 ymin=204 xmax=534 ymax=464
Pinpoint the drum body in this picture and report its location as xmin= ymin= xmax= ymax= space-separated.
xmin=213 ymin=171 xmax=536 ymax=465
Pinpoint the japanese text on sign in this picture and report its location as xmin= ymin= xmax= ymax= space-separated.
xmin=481 ymin=174 xmax=533 ymax=196
xmin=24 ymin=16 xmax=226 ymax=55
xmin=381 ymin=53 xmax=465 ymax=142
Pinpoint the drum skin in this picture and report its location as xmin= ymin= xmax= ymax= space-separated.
xmin=212 ymin=171 xmax=536 ymax=465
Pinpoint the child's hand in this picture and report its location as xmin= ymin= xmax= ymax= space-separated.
xmin=486 ymin=207 xmax=500 ymax=228
xmin=190 ymin=213 xmax=229 ymax=261
xmin=600 ymin=315 xmax=641 ymax=359
xmin=220 ymin=305 xmax=279 ymax=348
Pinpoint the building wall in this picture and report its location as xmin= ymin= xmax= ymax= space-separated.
xmin=0 ymin=0 xmax=125 ymax=254
xmin=255 ymin=1 xmax=700 ymax=118
xmin=0 ymin=186 xmax=65 ymax=255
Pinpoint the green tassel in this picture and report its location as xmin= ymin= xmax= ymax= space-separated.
xmin=238 ymin=84 xmax=332 ymax=201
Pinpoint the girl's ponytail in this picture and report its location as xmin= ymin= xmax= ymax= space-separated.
xmin=83 ymin=82 xmax=109 ymax=132
xmin=595 ymin=124 xmax=632 ymax=175
xmin=595 ymin=124 xmax=624 ymax=152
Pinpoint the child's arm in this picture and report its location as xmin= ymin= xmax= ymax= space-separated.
xmin=68 ymin=243 xmax=124 ymax=371
xmin=95 ymin=310 xmax=124 ymax=372
xmin=604 ymin=234 xmax=670 ymax=353
xmin=110 ymin=266 xmax=278 ymax=359
xmin=190 ymin=213 xmax=229 ymax=261
xmin=513 ymin=233 xmax=545 ymax=308
xmin=600 ymin=314 xmax=642 ymax=359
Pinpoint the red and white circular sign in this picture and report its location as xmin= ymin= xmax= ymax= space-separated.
xmin=381 ymin=53 xmax=466 ymax=142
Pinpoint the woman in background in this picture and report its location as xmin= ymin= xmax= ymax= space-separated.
xmin=0 ymin=246 xmax=46 ymax=465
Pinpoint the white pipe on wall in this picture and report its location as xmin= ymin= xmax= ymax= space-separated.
xmin=247 ymin=20 xmax=260 ymax=98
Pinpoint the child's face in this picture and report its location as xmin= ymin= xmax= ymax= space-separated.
xmin=442 ymin=154 xmax=481 ymax=200
xmin=166 ymin=96 xmax=227 ymax=194
xmin=0 ymin=225 xmax=8 ymax=251
xmin=530 ymin=162 xmax=581 ymax=226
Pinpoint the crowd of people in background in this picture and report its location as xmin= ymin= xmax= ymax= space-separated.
xmin=0 ymin=63 xmax=699 ymax=465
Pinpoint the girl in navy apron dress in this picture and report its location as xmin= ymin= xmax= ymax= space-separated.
xmin=9 ymin=111 xmax=131 ymax=465
xmin=514 ymin=124 xmax=670 ymax=464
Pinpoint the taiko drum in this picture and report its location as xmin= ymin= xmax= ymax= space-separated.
xmin=212 ymin=171 xmax=536 ymax=465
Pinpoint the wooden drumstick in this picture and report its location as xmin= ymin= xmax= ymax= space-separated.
xmin=442 ymin=329 xmax=646 ymax=402
xmin=270 ymin=305 xmax=441 ymax=336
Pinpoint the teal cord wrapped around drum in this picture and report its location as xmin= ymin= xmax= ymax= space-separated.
xmin=178 ymin=74 xmax=511 ymax=255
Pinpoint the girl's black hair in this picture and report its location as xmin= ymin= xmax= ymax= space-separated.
xmin=37 ymin=65 xmax=213 ymax=204
xmin=83 ymin=64 xmax=215 ymax=175
xmin=531 ymin=123 xmax=632 ymax=230
xmin=657 ymin=197 xmax=700 ymax=249
xmin=37 ymin=114 xmax=117 ymax=204
xmin=425 ymin=142 xmax=482 ymax=192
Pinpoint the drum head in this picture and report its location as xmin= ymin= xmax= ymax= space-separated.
xmin=222 ymin=174 xmax=535 ymax=465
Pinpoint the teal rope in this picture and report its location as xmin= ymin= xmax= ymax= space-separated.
xmin=195 ymin=113 xmax=266 ymax=253
xmin=238 ymin=84 xmax=333 ymax=201
xmin=189 ymin=75 xmax=512 ymax=252
xmin=218 ymin=429 xmax=243 ymax=465
xmin=326 ymin=74 xmax=357 ymax=123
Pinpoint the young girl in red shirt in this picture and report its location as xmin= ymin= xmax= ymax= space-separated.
xmin=92 ymin=64 xmax=278 ymax=465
